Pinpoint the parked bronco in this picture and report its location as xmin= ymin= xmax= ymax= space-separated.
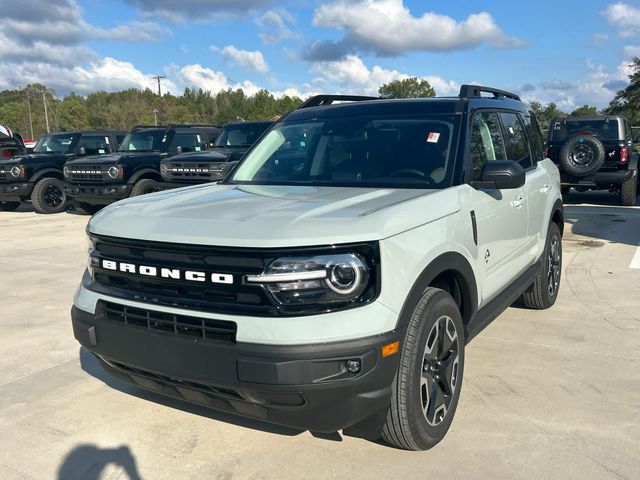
xmin=64 ymin=124 xmax=221 ymax=214
xmin=160 ymin=121 xmax=273 ymax=186
xmin=545 ymin=115 xmax=638 ymax=205
xmin=0 ymin=131 xmax=125 ymax=213
xmin=72 ymin=86 xmax=564 ymax=450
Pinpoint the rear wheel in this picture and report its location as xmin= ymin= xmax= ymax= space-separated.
xmin=620 ymin=174 xmax=637 ymax=206
xmin=31 ymin=177 xmax=67 ymax=214
xmin=130 ymin=178 xmax=160 ymax=197
xmin=522 ymin=222 xmax=562 ymax=309
xmin=0 ymin=201 xmax=20 ymax=211
xmin=382 ymin=288 xmax=465 ymax=450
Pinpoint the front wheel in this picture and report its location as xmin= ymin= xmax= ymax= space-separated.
xmin=521 ymin=222 xmax=562 ymax=309
xmin=31 ymin=177 xmax=68 ymax=214
xmin=130 ymin=178 xmax=160 ymax=197
xmin=382 ymin=288 xmax=465 ymax=450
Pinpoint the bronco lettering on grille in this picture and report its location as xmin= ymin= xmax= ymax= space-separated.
xmin=101 ymin=259 xmax=234 ymax=284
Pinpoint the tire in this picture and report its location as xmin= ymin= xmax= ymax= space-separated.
xmin=559 ymin=134 xmax=605 ymax=178
xmin=75 ymin=202 xmax=103 ymax=215
xmin=620 ymin=174 xmax=637 ymax=206
xmin=30 ymin=177 xmax=67 ymax=214
xmin=0 ymin=201 xmax=20 ymax=211
xmin=130 ymin=178 xmax=160 ymax=197
xmin=382 ymin=288 xmax=465 ymax=450
xmin=521 ymin=222 xmax=562 ymax=309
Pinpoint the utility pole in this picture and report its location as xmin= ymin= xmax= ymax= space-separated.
xmin=42 ymin=91 xmax=50 ymax=133
xmin=152 ymin=108 xmax=159 ymax=126
xmin=152 ymin=75 xmax=166 ymax=97
xmin=26 ymin=91 xmax=34 ymax=139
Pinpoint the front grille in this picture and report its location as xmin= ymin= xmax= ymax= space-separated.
xmin=101 ymin=301 xmax=237 ymax=343
xmin=162 ymin=161 xmax=222 ymax=182
xmin=68 ymin=165 xmax=107 ymax=183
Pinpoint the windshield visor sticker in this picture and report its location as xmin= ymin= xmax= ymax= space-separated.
xmin=427 ymin=132 xmax=440 ymax=143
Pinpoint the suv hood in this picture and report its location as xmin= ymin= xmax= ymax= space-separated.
xmin=89 ymin=184 xmax=461 ymax=247
xmin=66 ymin=152 xmax=162 ymax=165
xmin=164 ymin=148 xmax=244 ymax=164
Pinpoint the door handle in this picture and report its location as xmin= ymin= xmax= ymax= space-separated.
xmin=540 ymin=184 xmax=551 ymax=193
xmin=511 ymin=194 xmax=525 ymax=208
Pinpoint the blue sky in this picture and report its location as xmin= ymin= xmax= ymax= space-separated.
xmin=2 ymin=0 xmax=639 ymax=111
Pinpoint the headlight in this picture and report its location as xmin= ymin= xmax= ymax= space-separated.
xmin=86 ymin=236 xmax=96 ymax=276
xmin=63 ymin=165 xmax=71 ymax=178
xmin=10 ymin=165 xmax=23 ymax=177
xmin=246 ymin=253 xmax=372 ymax=307
xmin=107 ymin=165 xmax=122 ymax=178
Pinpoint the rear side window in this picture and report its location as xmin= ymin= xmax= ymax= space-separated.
xmin=499 ymin=113 xmax=532 ymax=170
xmin=549 ymin=119 xmax=621 ymax=141
xmin=524 ymin=114 xmax=544 ymax=163
xmin=79 ymin=135 xmax=111 ymax=155
xmin=470 ymin=111 xmax=507 ymax=180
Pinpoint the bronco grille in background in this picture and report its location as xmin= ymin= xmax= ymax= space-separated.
xmin=163 ymin=162 xmax=223 ymax=182
xmin=100 ymin=301 xmax=237 ymax=343
xmin=69 ymin=165 xmax=106 ymax=182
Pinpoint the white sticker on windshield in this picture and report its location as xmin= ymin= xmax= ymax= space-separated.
xmin=98 ymin=149 xmax=105 ymax=154
xmin=508 ymin=126 xmax=514 ymax=135
xmin=427 ymin=132 xmax=440 ymax=143
xmin=195 ymin=146 xmax=201 ymax=151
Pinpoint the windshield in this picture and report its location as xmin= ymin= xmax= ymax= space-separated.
xmin=33 ymin=133 xmax=77 ymax=154
xmin=118 ymin=129 xmax=168 ymax=152
xmin=215 ymin=123 xmax=271 ymax=148
xmin=549 ymin=119 xmax=622 ymax=142
xmin=229 ymin=115 xmax=458 ymax=189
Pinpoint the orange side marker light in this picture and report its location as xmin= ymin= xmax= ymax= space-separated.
xmin=381 ymin=340 xmax=400 ymax=358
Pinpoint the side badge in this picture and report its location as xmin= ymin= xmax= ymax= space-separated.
xmin=484 ymin=249 xmax=491 ymax=264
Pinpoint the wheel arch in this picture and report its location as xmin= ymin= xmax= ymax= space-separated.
xmin=550 ymin=198 xmax=564 ymax=237
xmin=395 ymin=251 xmax=478 ymax=334
xmin=128 ymin=168 xmax=162 ymax=184
xmin=31 ymin=168 xmax=64 ymax=182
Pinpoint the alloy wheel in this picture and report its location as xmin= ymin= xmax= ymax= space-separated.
xmin=547 ymin=235 xmax=561 ymax=297
xmin=44 ymin=184 xmax=64 ymax=208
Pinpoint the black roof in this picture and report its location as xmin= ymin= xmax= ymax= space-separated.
xmin=130 ymin=124 xmax=222 ymax=132
xmin=550 ymin=116 xmax=628 ymax=122
xmin=222 ymin=120 xmax=275 ymax=127
xmin=44 ymin=130 xmax=126 ymax=135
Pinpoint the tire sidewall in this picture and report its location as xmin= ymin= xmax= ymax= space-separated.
xmin=404 ymin=291 xmax=465 ymax=449
xmin=33 ymin=177 xmax=67 ymax=214
xmin=559 ymin=134 xmax=605 ymax=178
xmin=131 ymin=178 xmax=159 ymax=197
xmin=543 ymin=223 xmax=562 ymax=304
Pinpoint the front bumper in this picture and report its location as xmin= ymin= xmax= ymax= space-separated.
xmin=65 ymin=183 xmax=132 ymax=204
xmin=0 ymin=182 xmax=33 ymax=201
xmin=560 ymin=169 xmax=636 ymax=186
xmin=72 ymin=303 xmax=403 ymax=435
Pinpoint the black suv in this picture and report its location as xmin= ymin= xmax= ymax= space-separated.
xmin=64 ymin=124 xmax=221 ymax=213
xmin=160 ymin=121 xmax=273 ymax=186
xmin=545 ymin=116 xmax=638 ymax=205
xmin=0 ymin=131 xmax=125 ymax=213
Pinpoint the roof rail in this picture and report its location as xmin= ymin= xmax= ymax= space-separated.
xmin=130 ymin=124 xmax=222 ymax=131
xmin=458 ymin=85 xmax=520 ymax=101
xmin=297 ymin=95 xmax=380 ymax=109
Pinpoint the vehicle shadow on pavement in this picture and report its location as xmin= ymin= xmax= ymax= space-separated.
xmin=57 ymin=444 xmax=142 ymax=480
xmin=79 ymin=347 xmax=304 ymax=437
xmin=563 ymin=203 xmax=640 ymax=247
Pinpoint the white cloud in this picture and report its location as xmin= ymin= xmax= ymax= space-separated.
xmin=305 ymin=0 xmax=524 ymax=60
xmin=308 ymin=54 xmax=459 ymax=96
xmin=212 ymin=45 xmax=269 ymax=73
xmin=172 ymin=63 xmax=261 ymax=95
xmin=256 ymin=9 xmax=299 ymax=44
xmin=603 ymin=2 xmax=640 ymax=38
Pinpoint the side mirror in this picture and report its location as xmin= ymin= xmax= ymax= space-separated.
xmin=220 ymin=161 xmax=239 ymax=181
xmin=471 ymin=160 xmax=525 ymax=190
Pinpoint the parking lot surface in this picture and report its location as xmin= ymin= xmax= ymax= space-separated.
xmin=1 ymin=192 xmax=639 ymax=480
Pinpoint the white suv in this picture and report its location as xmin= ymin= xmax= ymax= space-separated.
xmin=72 ymin=86 xmax=564 ymax=450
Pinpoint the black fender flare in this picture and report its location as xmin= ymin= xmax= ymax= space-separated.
xmin=395 ymin=251 xmax=478 ymax=334
xmin=128 ymin=168 xmax=161 ymax=184
xmin=31 ymin=168 xmax=64 ymax=183
xmin=551 ymin=197 xmax=564 ymax=236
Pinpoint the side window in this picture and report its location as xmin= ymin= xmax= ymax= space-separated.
xmin=500 ymin=113 xmax=532 ymax=170
xmin=470 ymin=111 xmax=507 ymax=180
xmin=524 ymin=114 xmax=544 ymax=163
xmin=172 ymin=133 xmax=202 ymax=153
xmin=78 ymin=135 xmax=111 ymax=155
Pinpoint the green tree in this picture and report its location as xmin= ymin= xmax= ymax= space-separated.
xmin=378 ymin=77 xmax=435 ymax=98
xmin=529 ymin=101 xmax=567 ymax=130
xmin=570 ymin=105 xmax=598 ymax=117
xmin=605 ymin=57 xmax=640 ymax=124
xmin=59 ymin=94 xmax=90 ymax=131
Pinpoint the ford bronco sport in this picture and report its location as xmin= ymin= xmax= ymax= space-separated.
xmin=545 ymin=115 xmax=638 ymax=205
xmin=160 ymin=121 xmax=273 ymax=186
xmin=64 ymin=124 xmax=221 ymax=214
xmin=72 ymin=86 xmax=564 ymax=450
xmin=0 ymin=131 xmax=125 ymax=213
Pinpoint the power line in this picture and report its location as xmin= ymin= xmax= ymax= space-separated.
xmin=152 ymin=75 xmax=166 ymax=97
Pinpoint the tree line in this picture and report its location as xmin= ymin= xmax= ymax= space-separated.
xmin=1 ymin=59 xmax=638 ymax=140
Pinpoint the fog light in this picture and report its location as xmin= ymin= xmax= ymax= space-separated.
xmin=345 ymin=359 xmax=361 ymax=373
